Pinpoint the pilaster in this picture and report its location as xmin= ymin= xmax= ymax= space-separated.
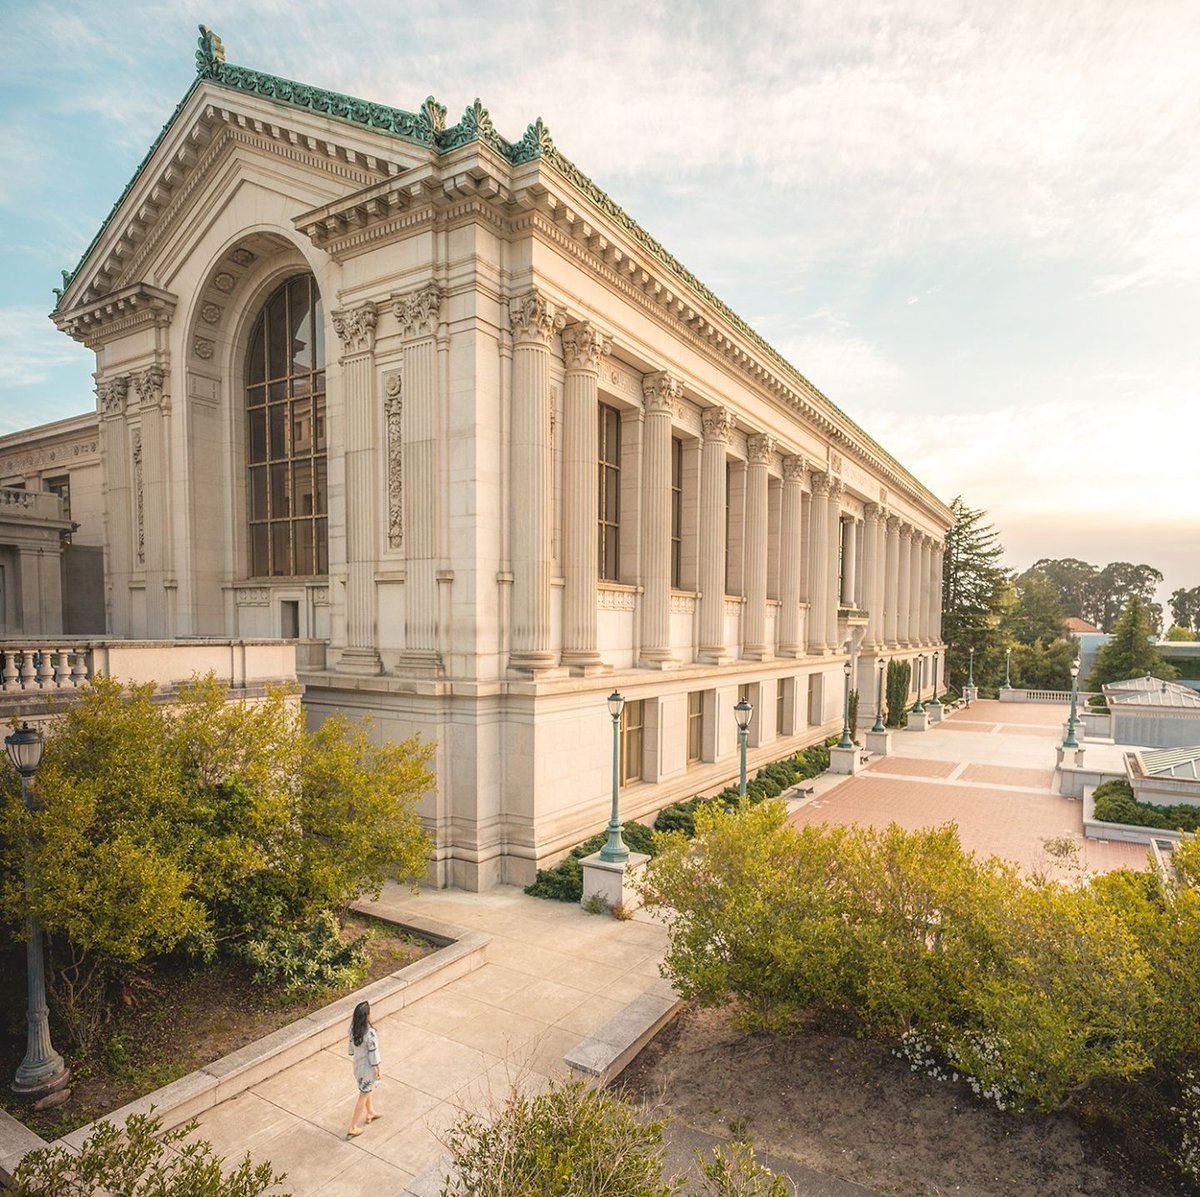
xmin=698 ymin=406 xmax=735 ymax=663
xmin=332 ymin=301 xmax=382 ymax=674
xmin=862 ymin=503 xmax=882 ymax=650
xmin=825 ymin=477 xmax=843 ymax=652
xmin=884 ymin=514 xmax=900 ymax=648
xmin=919 ymin=534 xmax=933 ymax=644
xmin=807 ymin=472 xmax=831 ymax=654
xmin=639 ymin=370 xmax=681 ymax=668
xmin=933 ymin=542 xmax=945 ymax=642
xmin=742 ymin=432 xmax=775 ymax=660
xmin=897 ymin=523 xmax=913 ymax=647
xmin=778 ymin=455 xmax=805 ymax=656
xmin=133 ymin=364 xmax=171 ymax=637
xmin=909 ymin=530 xmax=924 ymax=649
xmin=96 ymin=373 xmax=132 ymax=636
xmin=841 ymin=513 xmax=858 ymax=607
xmin=561 ymin=320 xmax=612 ymax=673
xmin=508 ymin=288 xmax=564 ymax=672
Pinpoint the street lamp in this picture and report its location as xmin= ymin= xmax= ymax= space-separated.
xmin=6 ymin=722 xmax=69 ymax=1099
xmin=838 ymin=660 xmax=853 ymax=749
xmin=734 ymin=697 xmax=753 ymax=798
xmin=1063 ymin=657 xmax=1081 ymax=750
xmin=871 ymin=656 xmax=886 ymax=733
xmin=1004 ymin=647 xmax=1012 ymax=689
xmin=930 ymin=650 xmax=941 ymax=707
xmin=912 ymin=654 xmax=925 ymax=714
xmin=967 ymin=646 xmax=975 ymax=688
xmin=600 ymin=692 xmax=629 ymax=863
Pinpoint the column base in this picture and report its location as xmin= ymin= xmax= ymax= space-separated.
xmin=336 ymin=647 xmax=383 ymax=675
xmin=508 ymin=652 xmax=565 ymax=677
xmin=778 ymin=642 xmax=805 ymax=658
xmin=741 ymin=645 xmax=774 ymax=662
xmin=12 ymin=1061 xmax=70 ymax=1103
xmin=806 ymin=643 xmax=829 ymax=656
xmin=699 ymin=647 xmax=735 ymax=665
xmin=561 ymin=651 xmax=611 ymax=677
xmin=637 ymin=650 xmax=679 ymax=670
xmin=392 ymin=649 xmax=445 ymax=678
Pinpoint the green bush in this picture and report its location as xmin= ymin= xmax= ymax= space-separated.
xmin=10 ymin=1111 xmax=285 ymax=1197
xmin=886 ymin=661 xmax=911 ymax=728
xmin=524 ymin=822 xmax=656 ymax=901
xmin=1093 ymin=780 xmax=1200 ymax=833
xmin=239 ymin=910 xmax=369 ymax=993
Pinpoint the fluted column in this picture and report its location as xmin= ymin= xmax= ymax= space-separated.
xmin=933 ymin=542 xmax=945 ymax=641
xmin=861 ymin=503 xmax=882 ymax=649
xmin=699 ymin=406 xmax=735 ymax=662
xmin=840 ymin=514 xmax=858 ymax=607
xmin=560 ymin=321 xmax=612 ymax=672
xmin=133 ymin=365 xmax=171 ymax=637
xmin=919 ymin=534 xmax=933 ymax=644
xmin=508 ymin=289 xmax=564 ymax=671
xmin=639 ymin=370 xmax=680 ymax=667
xmin=392 ymin=284 xmax=443 ymax=659
xmin=909 ymin=530 xmax=924 ymax=648
xmin=884 ymin=514 xmax=900 ymax=647
xmin=897 ymin=523 xmax=913 ymax=647
xmin=778 ymin=455 xmax=805 ymax=656
xmin=743 ymin=433 xmax=775 ymax=660
xmin=807 ymin=472 xmax=831 ymax=654
xmin=332 ymin=302 xmax=382 ymax=674
xmin=96 ymin=374 xmax=131 ymax=635
xmin=825 ymin=478 xmax=843 ymax=652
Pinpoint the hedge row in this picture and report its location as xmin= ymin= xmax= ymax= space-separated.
xmin=524 ymin=737 xmax=837 ymax=902
xmin=1093 ymin=778 xmax=1200 ymax=834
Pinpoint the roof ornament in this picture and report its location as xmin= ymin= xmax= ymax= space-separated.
xmin=510 ymin=117 xmax=554 ymax=165
xmin=196 ymin=25 xmax=226 ymax=80
xmin=415 ymin=95 xmax=447 ymax=144
xmin=440 ymin=98 xmax=506 ymax=155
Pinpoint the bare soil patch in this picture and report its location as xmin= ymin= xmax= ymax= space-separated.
xmin=619 ymin=1004 xmax=1182 ymax=1197
xmin=0 ymin=913 xmax=431 ymax=1142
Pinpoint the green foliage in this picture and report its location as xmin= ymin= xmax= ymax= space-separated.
xmin=848 ymin=689 xmax=859 ymax=742
xmin=1092 ymin=783 xmax=1200 ymax=834
xmin=239 ymin=910 xmax=369 ymax=993
xmin=1088 ymin=597 xmax=1178 ymax=689
xmin=1003 ymin=571 xmax=1067 ymax=646
xmin=1165 ymin=625 xmax=1198 ymax=642
xmin=9 ymin=1111 xmax=286 ymax=1196
xmin=1008 ymin=637 xmax=1078 ymax=691
xmin=1170 ymin=585 xmax=1200 ymax=633
xmin=694 ymin=1141 xmax=790 ymax=1197
xmin=0 ymin=674 xmax=433 ymax=1048
xmin=441 ymin=1079 xmax=672 ymax=1197
xmin=524 ymin=822 xmax=656 ymax=902
xmin=885 ymin=660 xmax=911 ymax=727
xmin=1020 ymin=558 xmax=1098 ymax=624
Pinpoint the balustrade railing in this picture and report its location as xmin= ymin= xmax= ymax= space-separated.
xmin=0 ymin=642 xmax=92 ymax=692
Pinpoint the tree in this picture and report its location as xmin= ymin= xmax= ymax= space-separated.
xmin=1170 ymin=586 xmax=1200 ymax=633
xmin=1091 ymin=562 xmax=1164 ymax=634
xmin=1165 ymin=626 xmax=1198 ymax=642
xmin=1003 ymin=571 xmax=1067 ymax=646
xmin=941 ymin=497 xmax=1011 ymax=689
xmin=1088 ymin=597 xmax=1179 ymax=689
xmin=1021 ymin=558 xmax=1099 ymax=623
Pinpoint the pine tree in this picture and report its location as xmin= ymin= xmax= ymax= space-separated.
xmin=941 ymin=497 xmax=1010 ymax=689
xmin=1088 ymin=596 xmax=1178 ymax=689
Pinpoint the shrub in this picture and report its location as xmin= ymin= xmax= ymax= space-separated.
xmin=9 ymin=1111 xmax=285 ymax=1196
xmin=848 ymin=688 xmax=859 ymax=741
xmin=1093 ymin=788 xmax=1200 ymax=834
xmin=441 ymin=1080 xmax=672 ymax=1197
xmin=524 ymin=822 xmax=656 ymax=902
xmin=885 ymin=661 xmax=911 ymax=727
xmin=239 ymin=910 xmax=369 ymax=993
xmin=694 ymin=1141 xmax=791 ymax=1197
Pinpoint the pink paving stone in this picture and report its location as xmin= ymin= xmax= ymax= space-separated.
xmin=946 ymin=701 xmax=1071 ymax=728
xmin=938 ymin=721 xmax=998 ymax=732
xmin=788 ymin=777 xmax=1149 ymax=878
xmin=864 ymin=757 xmax=959 ymax=779
xmin=997 ymin=725 xmax=1060 ymax=737
xmin=960 ymin=764 xmax=1057 ymax=789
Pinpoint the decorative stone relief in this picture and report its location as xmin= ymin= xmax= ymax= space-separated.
xmin=383 ymin=369 xmax=403 ymax=550
xmin=310 ymin=586 xmax=330 ymax=607
xmin=701 ymin=405 xmax=736 ymax=444
xmin=332 ymin=302 xmax=378 ymax=356
xmin=134 ymin=365 xmax=166 ymax=409
xmin=600 ymin=359 xmax=639 ymax=400
xmin=641 ymin=370 xmax=682 ymax=413
xmin=827 ymin=476 xmax=845 ymax=500
xmin=200 ymin=302 xmax=222 ymax=324
xmin=0 ymin=440 xmax=97 ymax=475
xmin=597 ymin=587 xmax=637 ymax=612
xmin=509 ymin=289 xmax=565 ymax=347
xmin=235 ymin=588 xmax=270 ymax=606
xmin=194 ymin=337 xmax=215 ymax=360
xmin=747 ymin=433 xmax=777 ymax=465
xmin=880 ymin=486 xmax=889 ymax=505
xmin=97 ymin=375 xmax=130 ymax=419
xmin=213 ymin=272 xmax=236 ymax=293
xmin=391 ymin=284 xmax=442 ymax=339
xmin=810 ymin=470 xmax=831 ymax=498
xmin=132 ymin=429 xmax=144 ymax=566
xmin=724 ymin=598 xmax=743 ymax=617
xmin=669 ymin=593 xmax=696 ymax=614
xmin=782 ymin=454 xmax=805 ymax=482
xmin=561 ymin=321 xmax=612 ymax=373
xmin=229 ymin=247 xmax=255 ymax=267
xmin=864 ymin=501 xmax=884 ymax=521
xmin=830 ymin=451 xmax=843 ymax=474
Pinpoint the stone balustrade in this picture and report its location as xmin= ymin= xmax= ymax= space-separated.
xmin=0 ymin=487 xmax=66 ymax=522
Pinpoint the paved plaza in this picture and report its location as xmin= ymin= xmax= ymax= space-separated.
xmin=179 ymin=698 xmax=1148 ymax=1194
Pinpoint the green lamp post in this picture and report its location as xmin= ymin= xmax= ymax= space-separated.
xmin=7 ymin=722 xmax=69 ymax=1100
xmin=871 ymin=656 xmax=886 ymax=733
xmin=912 ymin=654 xmax=925 ymax=714
xmin=600 ymin=692 xmax=629 ymax=863
xmin=930 ymin=650 xmax=941 ymax=707
xmin=734 ymin=698 xmax=753 ymax=798
xmin=1004 ymin=647 xmax=1012 ymax=689
xmin=838 ymin=660 xmax=853 ymax=749
xmin=1063 ymin=658 xmax=1081 ymax=750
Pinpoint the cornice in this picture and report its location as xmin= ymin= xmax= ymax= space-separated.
xmin=54 ymin=283 xmax=178 ymax=348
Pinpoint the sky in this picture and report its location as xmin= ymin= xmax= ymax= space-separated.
xmin=1 ymin=0 xmax=1197 ymax=607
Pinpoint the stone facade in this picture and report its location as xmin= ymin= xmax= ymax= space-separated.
xmin=18 ymin=30 xmax=952 ymax=888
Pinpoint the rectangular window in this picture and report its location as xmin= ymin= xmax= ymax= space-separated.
xmin=808 ymin=674 xmax=822 ymax=726
xmin=598 ymin=404 xmax=621 ymax=581
xmin=621 ymin=699 xmax=644 ymax=785
xmin=44 ymin=475 xmax=72 ymax=543
xmin=687 ymin=691 xmax=703 ymax=763
xmin=671 ymin=437 xmax=683 ymax=589
xmin=776 ymin=677 xmax=786 ymax=736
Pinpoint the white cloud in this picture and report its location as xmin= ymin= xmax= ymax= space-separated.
xmin=0 ymin=308 xmax=89 ymax=389
xmin=774 ymin=324 xmax=905 ymax=408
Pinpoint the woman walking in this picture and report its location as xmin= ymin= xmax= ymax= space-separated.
xmin=347 ymin=999 xmax=382 ymax=1138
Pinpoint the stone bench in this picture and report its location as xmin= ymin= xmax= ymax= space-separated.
xmin=564 ymin=990 xmax=683 ymax=1087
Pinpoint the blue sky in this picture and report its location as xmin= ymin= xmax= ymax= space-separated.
xmin=2 ymin=0 xmax=1198 ymax=602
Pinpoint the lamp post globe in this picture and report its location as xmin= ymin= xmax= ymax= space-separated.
xmin=600 ymin=692 xmax=629 ymax=863
xmin=734 ymin=698 xmax=753 ymax=798
xmin=5 ymin=722 xmax=69 ymax=1100
xmin=838 ymin=659 xmax=854 ymax=749
xmin=871 ymin=657 xmax=887 ymax=733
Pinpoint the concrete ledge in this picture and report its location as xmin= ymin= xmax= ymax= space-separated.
xmin=564 ymin=991 xmax=682 ymax=1086
xmin=1 ymin=909 xmax=487 ymax=1180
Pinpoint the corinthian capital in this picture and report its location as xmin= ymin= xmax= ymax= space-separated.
xmin=96 ymin=374 xmax=130 ymax=419
xmin=332 ymin=302 xmax=378 ymax=356
xmin=885 ymin=513 xmax=901 ymax=533
xmin=863 ymin=501 xmax=884 ymax=522
xmin=509 ymin=289 xmax=565 ymax=347
xmin=746 ymin=433 xmax=776 ymax=466
xmin=782 ymin=454 xmax=805 ymax=483
xmin=701 ymin=405 xmax=736 ymax=444
xmin=134 ymin=365 xmax=166 ymax=409
xmin=642 ymin=370 xmax=682 ymax=413
xmin=561 ymin=321 xmax=612 ymax=373
xmin=391 ymin=284 xmax=442 ymax=339
xmin=810 ymin=470 xmax=831 ymax=498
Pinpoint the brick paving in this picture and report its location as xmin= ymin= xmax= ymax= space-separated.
xmin=960 ymin=763 xmax=1056 ymax=789
xmin=864 ymin=756 xmax=959 ymax=779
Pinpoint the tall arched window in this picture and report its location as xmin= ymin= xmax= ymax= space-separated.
xmin=245 ymin=274 xmax=327 ymax=577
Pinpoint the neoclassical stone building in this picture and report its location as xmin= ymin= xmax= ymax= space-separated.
xmin=33 ymin=28 xmax=951 ymax=888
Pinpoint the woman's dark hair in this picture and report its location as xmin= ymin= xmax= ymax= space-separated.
xmin=351 ymin=1000 xmax=371 ymax=1046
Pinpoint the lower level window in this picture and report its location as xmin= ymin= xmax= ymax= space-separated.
xmin=687 ymin=691 xmax=703 ymax=763
xmin=621 ymin=699 xmax=644 ymax=785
